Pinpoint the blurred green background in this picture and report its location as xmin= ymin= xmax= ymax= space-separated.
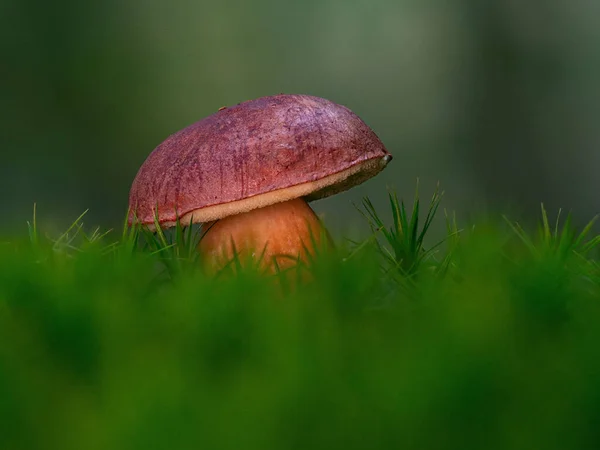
xmin=3 ymin=0 xmax=600 ymax=235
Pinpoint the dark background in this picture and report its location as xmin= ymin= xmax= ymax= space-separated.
xmin=3 ymin=0 xmax=599 ymax=237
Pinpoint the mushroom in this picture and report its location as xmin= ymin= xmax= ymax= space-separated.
xmin=128 ymin=94 xmax=392 ymax=273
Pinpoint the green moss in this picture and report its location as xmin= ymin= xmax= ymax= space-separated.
xmin=1 ymin=187 xmax=599 ymax=450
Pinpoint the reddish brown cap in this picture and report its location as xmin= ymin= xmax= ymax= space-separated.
xmin=128 ymin=94 xmax=392 ymax=228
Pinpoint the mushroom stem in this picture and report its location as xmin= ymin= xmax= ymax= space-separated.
xmin=198 ymin=198 xmax=331 ymax=274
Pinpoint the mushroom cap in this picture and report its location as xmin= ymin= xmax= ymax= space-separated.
xmin=128 ymin=94 xmax=392 ymax=228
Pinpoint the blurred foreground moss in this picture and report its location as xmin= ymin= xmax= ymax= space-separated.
xmin=1 ymin=198 xmax=600 ymax=450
